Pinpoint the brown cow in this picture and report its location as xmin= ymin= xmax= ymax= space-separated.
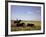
xmin=27 ymin=23 xmax=34 ymax=27
xmin=16 ymin=23 xmax=25 ymax=27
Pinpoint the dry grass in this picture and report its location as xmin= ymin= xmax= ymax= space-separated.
xmin=11 ymin=20 xmax=41 ymax=31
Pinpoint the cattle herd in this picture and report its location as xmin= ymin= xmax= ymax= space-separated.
xmin=13 ymin=20 xmax=34 ymax=27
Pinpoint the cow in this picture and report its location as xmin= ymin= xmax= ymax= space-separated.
xmin=14 ymin=20 xmax=21 ymax=24
xmin=16 ymin=23 xmax=25 ymax=27
xmin=27 ymin=23 xmax=34 ymax=27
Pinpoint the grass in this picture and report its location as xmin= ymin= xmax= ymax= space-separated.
xmin=11 ymin=20 xmax=41 ymax=31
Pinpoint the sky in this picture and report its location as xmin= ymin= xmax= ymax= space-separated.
xmin=11 ymin=5 xmax=41 ymax=21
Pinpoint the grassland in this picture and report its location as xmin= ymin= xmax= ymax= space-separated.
xmin=11 ymin=20 xmax=41 ymax=31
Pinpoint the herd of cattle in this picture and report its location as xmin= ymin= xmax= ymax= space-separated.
xmin=11 ymin=20 xmax=35 ymax=27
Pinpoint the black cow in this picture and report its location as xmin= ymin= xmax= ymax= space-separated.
xmin=16 ymin=23 xmax=25 ymax=27
xmin=14 ymin=20 xmax=21 ymax=24
xmin=27 ymin=23 xmax=34 ymax=27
